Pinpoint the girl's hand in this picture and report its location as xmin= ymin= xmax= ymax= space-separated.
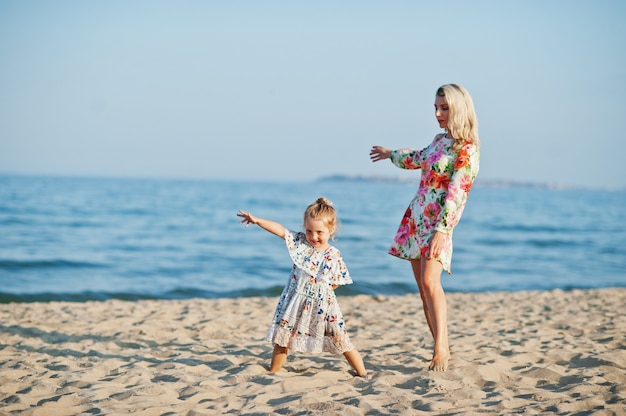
xmin=237 ymin=210 xmax=257 ymax=227
xmin=237 ymin=211 xmax=286 ymax=238
xmin=369 ymin=145 xmax=391 ymax=162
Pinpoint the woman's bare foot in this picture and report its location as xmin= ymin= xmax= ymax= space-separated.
xmin=429 ymin=349 xmax=450 ymax=371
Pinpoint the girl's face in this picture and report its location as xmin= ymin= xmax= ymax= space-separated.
xmin=304 ymin=216 xmax=333 ymax=250
xmin=434 ymin=95 xmax=449 ymax=130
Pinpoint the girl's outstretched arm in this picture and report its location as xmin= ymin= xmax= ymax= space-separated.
xmin=237 ymin=210 xmax=286 ymax=239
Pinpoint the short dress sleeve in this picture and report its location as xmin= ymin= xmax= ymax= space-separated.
xmin=284 ymin=229 xmax=353 ymax=286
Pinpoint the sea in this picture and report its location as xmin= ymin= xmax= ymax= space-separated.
xmin=1 ymin=174 xmax=625 ymax=303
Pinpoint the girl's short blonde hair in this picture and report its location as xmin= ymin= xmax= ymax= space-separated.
xmin=436 ymin=84 xmax=480 ymax=151
xmin=304 ymin=197 xmax=337 ymax=238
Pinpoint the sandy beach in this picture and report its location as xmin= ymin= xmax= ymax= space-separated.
xmin=1 ymin=288 xmax=624 ymax=415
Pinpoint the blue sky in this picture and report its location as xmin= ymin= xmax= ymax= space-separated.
xmin=1 ymin=1 xmax=625 ymax=189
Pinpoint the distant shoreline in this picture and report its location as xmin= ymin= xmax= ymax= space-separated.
xmin=317 ymin=174 xmax=620 ymax=191
xmin=1 ymin=172 xmax=623 ymax=191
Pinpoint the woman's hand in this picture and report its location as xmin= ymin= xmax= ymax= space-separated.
xmin=427 ymin=231 xmax=445 ymax=259
xmin=237 ymin=210 xmax=258 ymax=227
xmin=369 ymin=146 xmax=391 ymax=163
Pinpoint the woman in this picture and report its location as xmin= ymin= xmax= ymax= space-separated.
xmin=369 ymin=83 xmax=480 ymax=371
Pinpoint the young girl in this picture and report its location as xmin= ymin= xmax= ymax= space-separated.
xmin=369 ymin=83 xmax=480 ymax=371
xmin=236 ymin=197 xmax=367 ymax=377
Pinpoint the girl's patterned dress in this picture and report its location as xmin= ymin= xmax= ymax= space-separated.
xmin=265 ymin=229 xmax=355 ymax=354
xmin=388 ymin=133 xmax=480 ymax=273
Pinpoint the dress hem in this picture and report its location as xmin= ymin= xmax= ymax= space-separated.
xmin=388 ymin=251 xmax=452 ymax=274
xmin=266 ymin=325 xmax=355 ymax=355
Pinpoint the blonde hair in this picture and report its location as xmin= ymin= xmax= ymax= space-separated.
xmin=436 ymin=84 xmax=480 ymax=151
xmin=304 ymin=197 xmax=337 ymax=238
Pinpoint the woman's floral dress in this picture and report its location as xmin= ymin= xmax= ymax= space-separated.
xmin=265 ymin=229 xmax=355 ymax=354
xmin=388 ymin=133 xmax=480 ymax=273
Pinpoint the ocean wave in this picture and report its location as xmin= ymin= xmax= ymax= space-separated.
xmin=0 ymin=259 xmax=106 ymax=271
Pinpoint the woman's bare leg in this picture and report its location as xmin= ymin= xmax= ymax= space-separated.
xmin=420 ymin=257 xmax=450 ymax=371
xmin=269 ymin=344 xmax=288 ymax=373
xmin=411 ymin=259 xmax=434 ymax=338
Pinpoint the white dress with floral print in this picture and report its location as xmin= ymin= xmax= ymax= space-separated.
xmin=388 ymin=133 xmax=480 ymax=273
xmin=265 ymin=229 xmax=355 ymax=354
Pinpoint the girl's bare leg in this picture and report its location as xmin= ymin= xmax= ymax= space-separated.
xmin=343 ymin=349 xmax=367 ymax=377
xmin=269 ymin=345 xmax=288 ymax=373
xmin=419 ymin=258 xmax=450 ymax=371
xmin=411 ymin=259 xmax=434 ymax=338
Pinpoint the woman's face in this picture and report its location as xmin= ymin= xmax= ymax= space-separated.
xmin=434 ymin=95 xmax=449 ymax=129
xmin=304 ymin=216 xmax=333 ymax=250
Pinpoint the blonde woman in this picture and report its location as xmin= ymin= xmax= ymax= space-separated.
xmin=369 ymin=84 xmax=480 ymax=371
